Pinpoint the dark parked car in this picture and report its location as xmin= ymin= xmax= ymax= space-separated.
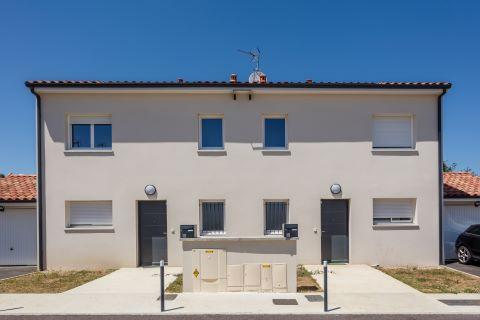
xmin=455 ymin=224 xmax=480 ymax=264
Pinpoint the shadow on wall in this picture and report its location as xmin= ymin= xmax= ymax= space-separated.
xmin=182 ymin=239 xmax=297 ymax=256
xmin=43 ymin=93 xmax=438 ymax=144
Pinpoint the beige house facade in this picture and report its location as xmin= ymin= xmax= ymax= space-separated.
xmin=27 ymin=80 xmax=451 ymax=274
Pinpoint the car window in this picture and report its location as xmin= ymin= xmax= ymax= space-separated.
xmin=467 ymin=226 xmax=480 ymax=235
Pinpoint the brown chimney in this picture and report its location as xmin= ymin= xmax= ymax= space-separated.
xmin=230 ymin=74 xmax=237 ymax=83
xmin=259 ymin=74 xmax=267 ymax=84
xmin=306 ymin=79 xmax=313 ymax=84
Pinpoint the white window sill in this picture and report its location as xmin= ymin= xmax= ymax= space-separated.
xmin=197 ymin=149 xmax=227 ymax=156
xmin=64 ymin=149 xmax=114 ymax=155
xmin=372 ymin=224 xmax=419 ymax=230
xmin=65 ymin=226 xmax=114 ymax=233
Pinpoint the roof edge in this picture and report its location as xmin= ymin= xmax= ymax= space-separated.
xmin=25 ymin=80 xmax=452 ymax=90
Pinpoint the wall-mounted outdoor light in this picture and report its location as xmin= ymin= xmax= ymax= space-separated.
xmin=474 ymin=201 xmax=480 ymax=207
xmin=330 ymin=183 xmax=342 ymax=195
xmin=144 ymin=185 xmax=157 ymax=196
xmin=0 ymin=205 xmax=4 ymax=212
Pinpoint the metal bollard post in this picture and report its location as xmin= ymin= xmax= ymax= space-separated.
xmin=323 ymin=260 xmax=328 ymax=312
xmin=160 ymin=260 xmax=165 ymax=312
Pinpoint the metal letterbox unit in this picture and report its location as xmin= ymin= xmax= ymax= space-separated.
xmin=283 ymin=223 xmax=298 ymax=239
xmin=180 ymin=225 xmax=196 ymax=238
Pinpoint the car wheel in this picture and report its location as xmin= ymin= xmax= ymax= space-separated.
xmin=458 ymin=246 xmax=472 ymax=264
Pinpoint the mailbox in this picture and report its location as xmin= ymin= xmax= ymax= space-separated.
xmin=283 ymin=224 xmax=298 ymax=239
xmin=180 ymin=225 xmax=196 ymax=239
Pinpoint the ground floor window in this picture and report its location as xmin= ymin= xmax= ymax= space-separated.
xmin=200 ymin=201 xmax=225 ymax=235
xmin=264 ymin=200 xmax=288 ymax=235
xmin=67 ymin=201 xmax=113 ymax=228
xmin=373 ymin=198 xmax=415 ymax=224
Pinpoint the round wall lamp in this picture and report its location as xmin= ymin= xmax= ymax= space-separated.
xmin=330 ymin=183 xmax=342 ymax=195
xmin=474 ymin=201 xmax=480 ymax=207
xmin=144 ymin=185 xmax=157 ymax=195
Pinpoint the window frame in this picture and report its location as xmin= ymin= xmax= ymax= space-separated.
xmin=67 ymin=115 xmax=112 ymax=150
xmin=372 ymin=114 xmax=414 ymax=149
xmin=198 ymin=114 xmax=225 ymax=150
xmin=264 ymin=199 xmax=289 ymax=235
xmin=199 ymin=200 xmax=226 ymax=236
xmin=66 ymin=200 xmax=113 ymax=229
xmin=262 ymin=114 xmax=288 ymax=150
xmin=372 ymin=198 xmax=416 ymax=225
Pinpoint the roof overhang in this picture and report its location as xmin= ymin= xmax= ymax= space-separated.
xmin=30 ymin=87 xmax=446 ymax=95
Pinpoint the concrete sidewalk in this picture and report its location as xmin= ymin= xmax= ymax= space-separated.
xmin=0 ymin=265 xmax=479 ymax=315
xmin=66 ymin=267 xmax=182 ymax=294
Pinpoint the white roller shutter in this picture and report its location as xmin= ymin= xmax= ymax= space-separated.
xmin=69 ymin=201 xmax=112 ymax=226
xmin=0 ymin=208 xmax=37 ymax=265
xmin=373 ymin=199 xmax=415 ymax=223
xmin=373 ymin=116 xmax=412 ymax=148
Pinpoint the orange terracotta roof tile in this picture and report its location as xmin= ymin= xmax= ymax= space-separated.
xmin=444 ymin=172 xmax=480 ymax=198
xmin=0 ymin=174 xmax=36 ymax=201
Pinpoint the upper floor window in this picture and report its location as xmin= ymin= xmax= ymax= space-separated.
xmin=69 ymin=115 xmax=112 ymax=150
xmin=372 ymin=115 xmax=413 ymax=149
xmin=263 ymin=116 xmax=287 ymax=149
xmin=264 ymin=200 xmax=288 ymax=235
xmin=199 ymin=115 xmax=224 ymax=149
xmin=200 ymin=200 xmax=225 ymax=235
xmin=373 ymin=198 xmax=415 ymax=225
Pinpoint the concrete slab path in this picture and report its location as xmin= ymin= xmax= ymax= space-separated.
xmin=66 ymin=267 xmax=182 ymax=294
xmin=303 ymin=264 xmax=452 ymax=314
xmin=1 ymin=265 xmax=480 ymax=315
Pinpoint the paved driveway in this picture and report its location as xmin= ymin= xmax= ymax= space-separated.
xmin=446 ymin=261 xmax=480 ymax=277
xmin=0 ymin=266 xmax=37 ymax=280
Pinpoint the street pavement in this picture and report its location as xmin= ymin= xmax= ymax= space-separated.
xmin=1 ymin=315 xmax=480 ymax=320
xmin=0 ymin=267 xmax=36 ymax=280
xmin=446 ymin=261 xmax=480 ymax=277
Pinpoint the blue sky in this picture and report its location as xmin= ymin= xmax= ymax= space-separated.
xmin=0 ymin=0 xmax=479 ymax=174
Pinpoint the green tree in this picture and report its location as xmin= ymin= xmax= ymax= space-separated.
xmin=443 ymin=161 xmax=457 ymax=172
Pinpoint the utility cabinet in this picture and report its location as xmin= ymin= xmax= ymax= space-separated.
xmin=272 ymin=263 xmax=288 ymax=292
xmin=227 ymin=264 xmax=244 ymax=292
xmin=243 ymin=263 xmax=261 ymax=292
xmin=191 ymin=249 xmax=227 ymax=292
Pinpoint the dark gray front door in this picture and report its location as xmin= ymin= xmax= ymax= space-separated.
xmin=321 ymin=199 xmax=349 ymax=263
xmin=138 ymin=201 xmax=167 ymax=266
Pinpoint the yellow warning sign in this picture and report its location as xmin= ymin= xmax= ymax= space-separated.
xmin=193 ymin=268 xmax=199 ymax=278
xmin=205 ymin=250 xmax=214 ymax=253
xmin=262 ymin=264 xmax=271 ymax=268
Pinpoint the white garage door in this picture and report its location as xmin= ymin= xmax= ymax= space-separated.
xmin=0 ymin=208 xmax=37 ymax=265
xmin=443 ymin=204 xmax=480 ymax=260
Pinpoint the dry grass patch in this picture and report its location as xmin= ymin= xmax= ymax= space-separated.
xmin=379 ymin=266 xmax=480 ymax=293
xmin=166 ymin=274 xmax=183 ymax=293
xmin=0 ymin=270 xmax=115 ymax=293
xmin=297 ymin=265 xmax=322 ymax=292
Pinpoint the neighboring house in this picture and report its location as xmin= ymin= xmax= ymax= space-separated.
xmin=443 ymin=172 xmax=480 ymax=260
xmin=26 ymin=78 xmax=451 ymax=278
xmin=0 ymin=174 xmax=37 ymax=266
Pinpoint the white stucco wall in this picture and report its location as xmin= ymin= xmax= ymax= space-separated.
xmin=39 ymin=89 xmax=441 ymax=269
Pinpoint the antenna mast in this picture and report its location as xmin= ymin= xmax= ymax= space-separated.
xmin=238 ymin=47 xmax=265 ymax=83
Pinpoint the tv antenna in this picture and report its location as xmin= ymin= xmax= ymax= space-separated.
xmin=238 ymin=47 xmax=261 ymax=71
xmin=238 ymin=47 xmax=265 ymax=83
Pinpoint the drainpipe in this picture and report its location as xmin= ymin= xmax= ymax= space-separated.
xmin=438 ymin=88 xmax=447 ymax=265
xmin=29 ymin=87 xmax=44 ymax=271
